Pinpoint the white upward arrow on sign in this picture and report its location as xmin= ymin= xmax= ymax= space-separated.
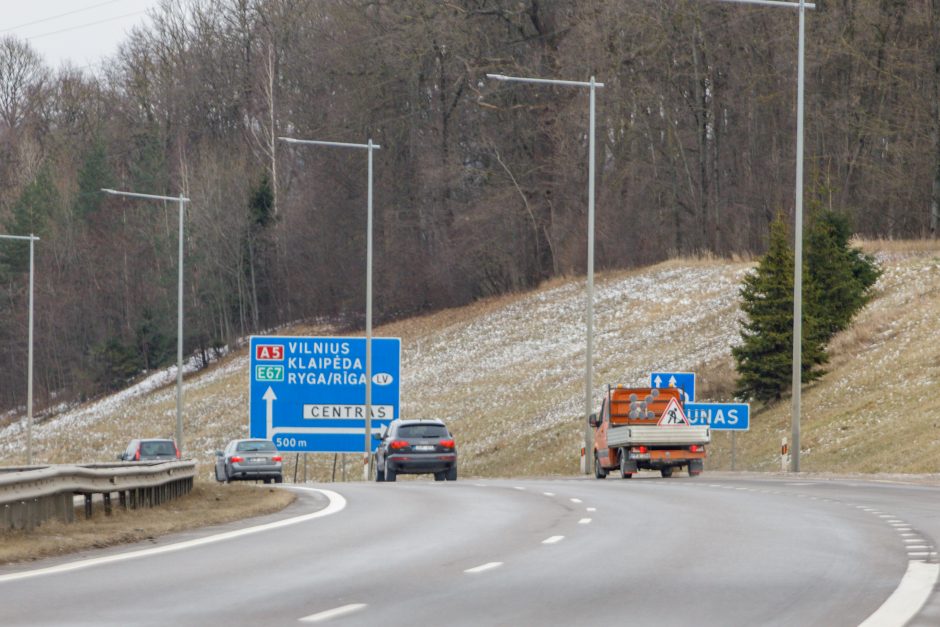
xmin=653 ymin=375 xmax=663 ymax=387
xmin=263 ymin=386 xmax=277 ymax=437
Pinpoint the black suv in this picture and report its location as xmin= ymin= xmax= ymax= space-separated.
xmin=119 ymin=438 xmax=180 ymax=462
xmin=374 ymin=419 xmax=457 ymax=482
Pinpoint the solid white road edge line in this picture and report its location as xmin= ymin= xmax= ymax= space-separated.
xmin=0 ymin=487 xmax=346 ymax=583
xmin=858 ymin=561 xmax=940 ymax=627
xmin=464 ymin=562 xmax=503 ymax=574
xmin=299 ymin=604 xmax=367 ymax=623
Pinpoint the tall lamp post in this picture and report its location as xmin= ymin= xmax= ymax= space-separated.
xmin=278 ymin=137 xmax=380 ymax=480
xmin=0 ymin=233 xmax=39 ymax=465
xmin=486 ymin=73 xmax=604 ymax=474
xmin=101 ymin=189 xmax=189 ymax=452
xmin=712 ymin=0 xmax=814 ymax=472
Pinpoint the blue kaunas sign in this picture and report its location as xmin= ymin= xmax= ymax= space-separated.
xmin=685 ymin=402 xmax=750 ymax=431
xmin=249 ymin=336 xmax=401 ymax=453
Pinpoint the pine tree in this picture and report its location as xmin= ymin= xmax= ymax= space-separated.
xmin=806 ymin=210 xmax=882 ymax=343
xmin=1 ymin=166 xmax=59 ymax=273
xmin=73 ymin=134 xmax=114 ymax=219
xmin=732 ymin=215 xmax=826 ymax=402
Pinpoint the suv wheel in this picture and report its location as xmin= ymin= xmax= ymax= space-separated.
xmin=386 ymin=462 xmax=397 ymax=482
xmin=445 ymin=467 xmax=457 ymax=481
xmin=433 ymin=472 xmax=445 ymax=481
xmin=376 ymin=464 xmax=386 ymax=482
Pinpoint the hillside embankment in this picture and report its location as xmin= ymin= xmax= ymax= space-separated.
xmin=2 ymin=240 xmax=939 ymax=479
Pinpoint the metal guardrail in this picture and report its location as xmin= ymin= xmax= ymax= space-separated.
xmin=0 ymin=461 xmax=197 ymax=531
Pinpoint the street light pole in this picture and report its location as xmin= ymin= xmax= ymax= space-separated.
xmin=0 ymin=233 xmax=39 ymax=465
xmin=711 ymin=0 xmax=814 ymax=472
xmin=486 ymin=73 xmax=604 ymax=474
xmin=101 ymin=189 xmax=190 ymax=452
xmin=278 ymin=136 xmax=381 ymax=480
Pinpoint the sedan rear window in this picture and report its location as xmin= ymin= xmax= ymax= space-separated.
xmin=397 ymin=424 xmax=448 ymax=438
xmin=236 ymin=441 xmax=277 ymax=452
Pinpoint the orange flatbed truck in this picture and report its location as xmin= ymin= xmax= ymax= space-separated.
xmin=589 ymin=385 xmax=710 ymax=479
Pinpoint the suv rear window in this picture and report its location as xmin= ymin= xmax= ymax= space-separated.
xmin=236 ymin=441 xmax=277 ymax=452
xmin=141 ymin=441 xmax=175 ymax=456
xmin=397 ymin=424 xmax=448 ymax=438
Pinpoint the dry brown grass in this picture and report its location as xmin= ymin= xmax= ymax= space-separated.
xmin=0 ymin=477 xmax=295 ymax=565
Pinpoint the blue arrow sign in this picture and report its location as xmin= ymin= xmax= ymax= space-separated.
xmin=650 ymin=372 xmax=696 ymax=402
xmin=249 ymin=336 xmax=401 ymax=453
xmin=684 ymin=402 xmax=750 ymax=431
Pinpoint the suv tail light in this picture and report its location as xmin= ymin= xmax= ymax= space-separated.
xmin=230 ymin=456 xmax=244 ymax=463
xmin=439 ymin=439 xmax=455 ymax=449
xmin=389 ymin=440 xmax=409 ymax=450
xmin=272 ymin=456 xmax=283 ymax=462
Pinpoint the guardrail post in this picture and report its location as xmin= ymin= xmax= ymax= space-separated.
xmin=119 ymin=490 xmax=127 ymax=509
xmin=103 ymin=492 xmax=112 ymax=516
xmin=84 ymin=494 xmax=93 ymax=519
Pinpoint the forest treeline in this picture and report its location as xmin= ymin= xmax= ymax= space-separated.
xmin=1 ymin=0 xmax=938 ymax=411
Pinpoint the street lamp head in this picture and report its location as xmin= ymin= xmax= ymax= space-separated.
xmin=486 ymin=73 xmax=508 ymax=81
xmin=101 ymin=188 xmax=117 ymax=195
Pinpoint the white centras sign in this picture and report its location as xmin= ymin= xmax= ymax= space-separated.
xmin=303 ymin=404 xmax=395 ymax=419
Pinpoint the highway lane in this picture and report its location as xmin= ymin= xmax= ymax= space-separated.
xmin=0 ymin=474 xmax=937 ymax=626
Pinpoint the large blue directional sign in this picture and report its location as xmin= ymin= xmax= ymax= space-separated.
xmin=650 ymin=371 xmax=696 ymax=402
xmin=249 ymin=336 xmax=401 ymax=453
xmin=685 ymin=402 xmax=750 ymax=431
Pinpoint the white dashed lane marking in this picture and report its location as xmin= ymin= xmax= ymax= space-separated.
xmin=542 ymin=536 xmax=564 ymax=545
xmin=464 ymin=562 xmax=503 ymax=574
xmin=299 ymin=604 xmax=367 ymax=623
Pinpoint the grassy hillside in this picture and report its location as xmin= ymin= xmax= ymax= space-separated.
xmin=2 ymin=240 xmax=939 ymax=479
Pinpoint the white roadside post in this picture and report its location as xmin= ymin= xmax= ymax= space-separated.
xmin=0 ymin=233 xmax=39 ymax=465
xmin=711 ymin=0 xmax=814 ymax=472
xmin=101 ymin=189 xmax=190 ymax=452
xmin=486 ymin=73 xmax=603 ymax=474
xmin=279 ymin=137 xmax=381 ymax=481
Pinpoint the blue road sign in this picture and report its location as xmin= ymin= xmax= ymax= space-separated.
xmin=650 ymin=372 xmax=696 ymax=402
xmin=249 ymin=336 xmax=401 ymax=453
xmin=685 ymin=402 xmax=750 ymax=431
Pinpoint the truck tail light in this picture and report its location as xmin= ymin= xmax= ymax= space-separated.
xmin=230 ymin=456 xmax=244 ymax=463
xmin=390 ymin=440 xmax=409 ymax=450
xmin=634 ymin=446 xmax=648 ymax=454
xmin=439 ymin=439 xmax=455 ymax=449
xmin=689 ymin=445 xmax=701 ymax=452
xmin=272 ymin=456 xmax=283 ymax=462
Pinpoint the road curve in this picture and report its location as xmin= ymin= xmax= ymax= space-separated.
xmin=0 ymin=474 xmax=937 ymax=627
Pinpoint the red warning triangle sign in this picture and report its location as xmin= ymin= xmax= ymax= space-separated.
xmin=657 ymin=397 xmax=690 ymax=426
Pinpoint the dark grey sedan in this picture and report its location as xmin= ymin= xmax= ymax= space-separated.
xmin=215 ymin=439 xmax=283 ymax=484
xmin=374 ymin=419 xmax=457 ymax=482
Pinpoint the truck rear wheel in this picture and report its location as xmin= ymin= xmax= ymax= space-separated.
xmin=660 ymin=467 xmax=674 ymax=478
xmin=594 ymin=454 xmax=607 ymax=479
xmin=619 ymin=450 xmax=634 ymax=479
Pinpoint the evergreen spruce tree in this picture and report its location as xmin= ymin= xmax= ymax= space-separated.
xmin=806 ymin=209 xmax=882 ymax=343
xmin=732 ymin=215 xmax=826 ymax=402
xmin=73 ymin=134 xmax=114 ymax=219
xmin=1 ymin=166 xmax=59 ymax=273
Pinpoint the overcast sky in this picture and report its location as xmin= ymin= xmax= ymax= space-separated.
xmin=3 ymin=0 xmax=162 ymax=70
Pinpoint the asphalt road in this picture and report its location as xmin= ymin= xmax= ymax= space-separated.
xmin=1 ymin=473 xmax=938 ymax=626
